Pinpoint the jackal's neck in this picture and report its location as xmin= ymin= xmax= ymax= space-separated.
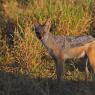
xmin=41 ymin=32 xmax=60 ymax=50
xmin=41 ymin=31 xmax=50 ymax=42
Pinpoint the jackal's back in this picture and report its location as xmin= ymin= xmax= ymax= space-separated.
xmin=53 ymin=35 xmax=95 ymax=49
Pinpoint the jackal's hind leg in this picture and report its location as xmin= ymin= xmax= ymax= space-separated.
xmin=81 ymin=55 xmax=89 ymax=80
xmin=85 ymin=58 xmax=90 ymax=81
xmin=87 ymin=46 xmax=95 ymax=80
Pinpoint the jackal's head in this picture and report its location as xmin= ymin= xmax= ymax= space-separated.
xmin=32 ymin=18 xmax=51 ymax=39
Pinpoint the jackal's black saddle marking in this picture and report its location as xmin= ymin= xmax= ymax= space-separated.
xmin=54 ymin=35 xmax=95 ymax=49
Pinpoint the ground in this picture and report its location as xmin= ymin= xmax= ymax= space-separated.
xmin=0 ymin=65 xmax=95 ymax=95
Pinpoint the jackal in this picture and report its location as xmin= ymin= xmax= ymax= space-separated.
xmin=32 ymin=18 xmax=95 ymax=81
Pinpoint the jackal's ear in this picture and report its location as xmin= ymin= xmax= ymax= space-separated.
xmin=44 ymin=18 xmax=51 ymax=32
xmin=32 ymin=17 xmax=41 ymax=28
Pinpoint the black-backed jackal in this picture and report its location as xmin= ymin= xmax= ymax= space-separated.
xmin=32 ymin=18 xmax=95 ymax=81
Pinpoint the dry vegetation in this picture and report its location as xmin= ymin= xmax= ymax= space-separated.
xmin=0 ymin=0 xmax=95 ymax=95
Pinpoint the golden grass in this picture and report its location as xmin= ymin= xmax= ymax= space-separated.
xmin=0 ymin=0 xmax=93 ymax=80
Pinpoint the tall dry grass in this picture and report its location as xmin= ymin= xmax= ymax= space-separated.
xmin=0 ymin=0 xmax=93 ymax=80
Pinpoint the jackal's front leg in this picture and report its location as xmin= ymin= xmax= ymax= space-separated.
xmin=55 ymin=59 xmax=64 ymax=81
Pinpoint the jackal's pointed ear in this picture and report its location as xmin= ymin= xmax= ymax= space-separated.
xmin=32 ymin=17 xmax=41 ymax=28
xmin=44 ymin=18 xmax=51 ymax=32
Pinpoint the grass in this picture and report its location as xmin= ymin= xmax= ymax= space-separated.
xmin=1 ymin=0 xmax=92 ymax=78
xmin=0 ymin=0 xmax=93 ymax=80
xmin=0 ymin=0 xmax=95 ymax=95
